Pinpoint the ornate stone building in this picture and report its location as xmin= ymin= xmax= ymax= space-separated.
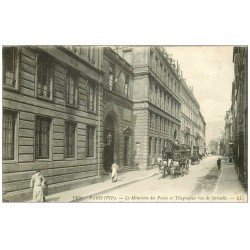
xmin=113 ymin=46 xmax=181 ymax=169
xmin=2 ymin=46 xmax=134 ymax=201
xmin=102 ymin=47 xmax=134 ymax=173
xmin=179 ymin=79 xmax=203 ymax=156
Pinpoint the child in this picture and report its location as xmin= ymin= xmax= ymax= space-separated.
xmin=111 ymin=161 xmax=119 ymax=182
xmin=30 ymin=169 xmax=46 ymax=202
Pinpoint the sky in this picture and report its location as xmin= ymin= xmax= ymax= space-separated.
xmin=165 ymin=46 xmax=234 ymax=144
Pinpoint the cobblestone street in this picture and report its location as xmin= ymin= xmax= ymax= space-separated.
xmin=82 ymin=155 xmax=247 ymax=202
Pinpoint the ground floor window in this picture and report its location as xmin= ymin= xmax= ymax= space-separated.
xmin=87 ymin=126 xmax=95 ymax=157
xmin=35 ymin=116 xmax=51 ymax=159
xmin=149 ymin=137 xmax=152 ymax=155
xmin=65 ymin=122 xmax=76 ymax=158
xmin=3 ymin=110 xmax=16 ymax=160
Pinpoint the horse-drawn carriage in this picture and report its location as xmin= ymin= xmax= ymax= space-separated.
xmin=159 ymin=143 xmax=190 ymax=178
xmin=191 ymin=154 xmax=200 ymax=165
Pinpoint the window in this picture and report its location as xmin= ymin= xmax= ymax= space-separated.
xmin=35 ymin=116 xmax=51 ymax=159
xmin=3 ymin=110 xmax=16 ymax=160
xmin=87 ymin=81 xmax=96 ymax=112
xmin=155 ymin=115 xmax=158 ymax=131
xmin=65 ymin=122 xmax=76 ymax=158
xmin=149 ymin=82 xmax=153 ymax=102
xmin=159 ymin=139 xmax=161 ymax=154
xmin=149 ymin=137 xmax=152 ymax=155
xmin=155 ymin=138 xmax=157 ymax=154
xmin=150 ymin=50 xmax=154 ymax=69
xmin=87 ymin=126 xmax=95 ymax=157
xmin=164 ymin=69 xmax=167 ymax=84
xmin=37 ymin=53 xmax=53 ymax=99
xmin=65 ymin=70 xmax=78 ymax=107
xmin=109 ymin=63 xmax=115 ymax=90
xmin=155 ymin=56 xmax=158 ymax=75
xmin=88 ymin=46 xmax=96 ymax=64
xmin=149 ymin=112 xmax=152 ymax=129
xmin=3 ymin=47 xmax=19 ymax=88
xmin=123 ymin=50 xmax=132 ymax=65
xmin=155 ymin=86 xmax=158 ymax=106
xmin=124 ymin=75 xmax=129 ymax=97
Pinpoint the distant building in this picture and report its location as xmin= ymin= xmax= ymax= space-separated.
xmin=208 ymin=140 xmax=219 ymax=154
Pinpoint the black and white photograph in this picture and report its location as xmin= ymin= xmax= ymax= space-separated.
xmin=1 ymin=1 xmax=250 ymax=250
xmin=2 ymin=45 xmax=248 ymax=203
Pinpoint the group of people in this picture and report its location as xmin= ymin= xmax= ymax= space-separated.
xmin=30 ymin=161 xmax=120 ymax=202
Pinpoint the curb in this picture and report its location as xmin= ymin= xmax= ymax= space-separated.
xmin=71 ymin=171 xmax=159 ymax=202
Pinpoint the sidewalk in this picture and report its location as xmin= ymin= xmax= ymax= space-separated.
xmin=41 ymin=168 xmax=159 ymax=202
xmin=215 ymin=161 xmax=247 ymax=202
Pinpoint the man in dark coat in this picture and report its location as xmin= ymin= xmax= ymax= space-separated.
xmin=217 ymin=158 xmax=222 ymax=170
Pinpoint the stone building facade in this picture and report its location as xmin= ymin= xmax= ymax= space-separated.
xmin=113 ymin=46 xmax=181 ymax=169
xmin=198 ymin=111 xmax=206 ymax=154
xmin=2 ymin=46 xmax=134 ymax=201
xmin=223 ymin=109 xmax=234 ymax=160
xmin=102 ymin=47 xmax=134 ymax=172
xmin=231 ymin=46 xmax=248 ymax=190
xmin=179 ymin=80 xmax=203 ymax=156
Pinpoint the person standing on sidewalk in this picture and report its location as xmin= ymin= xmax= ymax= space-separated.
xmin=30 ymin=169 xmax=46 ymax=202
xmin=111 ymin=161 xmax=119 ymax=182
xmin=217 ymin=158 xmax=222 ymax=171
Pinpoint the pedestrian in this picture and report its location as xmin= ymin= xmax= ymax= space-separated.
xmin=217 ymin=158 xmax=222 ymax=171
xmin=111 ymin=161 xmax=119 ymax=182
xmin=30 ymin=169 xmax=46 ymax=202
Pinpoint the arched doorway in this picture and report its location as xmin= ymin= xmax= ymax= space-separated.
xmin=103 ymin=113 xmax=119 ymax=172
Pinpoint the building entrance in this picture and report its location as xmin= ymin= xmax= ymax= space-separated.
xmin=103 ymin=114 xmax=116 ymax=172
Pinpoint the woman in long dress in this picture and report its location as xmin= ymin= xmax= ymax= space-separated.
xmin=30 ymin=170 xmax=46 ymax=202
xmin=111 ymin=161 xmax=119 ymax=182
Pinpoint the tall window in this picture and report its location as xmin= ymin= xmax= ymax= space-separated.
xmin=155 ymin=56 xmax=158 ymax=75
xmin=154 ymin=138 xmax=157 ymax=154
xmin=123 ymin=50 xmax=132 ymax=65
xmin=65 ymin=122 xmax=76 ymax=158
xmin=149 ymin=112 xmax=152 ymax=129
xmin=87 ymin=126 xmax=95 ymax=157
xmin=155 ymin=86 xmax=158 ymax=106
xmin=87 ymin=81 xmax=96 ymax=112
xmin=3 ymin=110 xmax=16 ymax=160
xmin=65 ymin=70 xmax=78 ymax=107
xmin=88 ymin=46 xmax=96 ymax=64
xmin=124 ymin=75 xmax=129 ymax=97
xmin=37 ymin=53 xmax=53 ymax=99
xmin=3 ymin=47 xmax=18 ymax=88
xmin=35 ymin=116 xmax=51 ymax=159
xmin=149 ymin=82 xmax=153 ymax=102
xmin=149 ymin=137 xmax=152 ymax=155
xmin=150 ymin=50 xmax=154 ymax=70
xmin=109 ymin=63 xmax=115 ymax=90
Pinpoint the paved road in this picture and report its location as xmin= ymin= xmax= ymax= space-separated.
xmin=83 ymin=155 xmax=224 ymax=202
